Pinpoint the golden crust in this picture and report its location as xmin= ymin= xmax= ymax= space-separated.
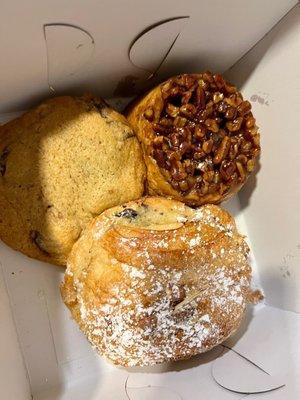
xmin=126 ymin=73 xmax=259 ymax=206
xmin=61 ymin=197 xmax=258 ymax=367
xmin=0 ymin=95 xmax=145 ymax=265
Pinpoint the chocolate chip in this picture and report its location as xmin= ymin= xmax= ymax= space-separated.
xmin=91 ymin=99 xmax=110 ymax=118
xmin=0 ymin=147 xmax=10 ymax=176
xmin=123 ymin=131 xmax=135 ymax=140
xmin=29 ymin=230 xmax=50 ymax=255
xmin=115 ymin=208 xmax=138 ymax=219
xmin=0 ymin=165 xmax=6 ymax=176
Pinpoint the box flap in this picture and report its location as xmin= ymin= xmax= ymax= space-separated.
xmin=157 ymin=0 xmax=297 ymax=78
xmin=0 ymin=262 xmax=31 ymax=400
xmin=129 ymin=17 xmax=189 ymax=76
xmin=0 ymin=0 xmax=296 ymax=113
xmin=126 ymin=385 xmax=182 ymax=400
xmin=126 ymin=347 xmax=240 ymax=400
xmin=225 ymin=3 xmax=300 ymax=313
xmin=44 ymin=24 xmax=95 ymax=91
xmin=220 ymin=305 xmax=300 ymax=398
xmin=212 ymin=348 xmax=285 ymax=394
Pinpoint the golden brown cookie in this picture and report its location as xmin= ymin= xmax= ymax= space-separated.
xmin=126 ymin=72 xmax=260 ymax=206
xmin=61 ymin=197 xmax=260 ymax=367
xmin=0 ymin=95 xmax=145 ymax=265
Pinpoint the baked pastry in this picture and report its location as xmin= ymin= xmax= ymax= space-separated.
xmin=0 ymin=95 xmax=145 ymax=265
xmin=127 ymin=72 xmax=260 ymax=206
xmin=61 ymin=197 xmax=260 ymax=367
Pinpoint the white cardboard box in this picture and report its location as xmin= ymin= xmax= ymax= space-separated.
xmin=1 ymin=1 xmax=300 ymax=399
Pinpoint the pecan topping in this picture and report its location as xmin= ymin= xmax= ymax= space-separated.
xmin=144 ymin=108 xmax=154 ymax=121
xmin=144 ymin=72 xmax=260 ymax=198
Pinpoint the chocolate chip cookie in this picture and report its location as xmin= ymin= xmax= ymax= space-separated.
xmin=0 ymin=95 xmax=145 ymax=265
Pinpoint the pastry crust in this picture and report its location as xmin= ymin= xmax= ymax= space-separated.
xmin=127 ymin=73 xmax=260 ymax=206
xmin=0 ymin=95 xmax=145 ymax=265
xmin=61 ymin=197 xmax=258 ymax=367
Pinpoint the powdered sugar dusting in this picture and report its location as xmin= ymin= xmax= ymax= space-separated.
xmin=64 ymin=202 xmax=254 ymax=367
xmin=73 ymin=256 xmax=250 ymax=366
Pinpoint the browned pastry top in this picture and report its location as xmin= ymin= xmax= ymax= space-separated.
xmin=127 ymin=72 xmax=260 ymax=205
xmin=61 ymin=197 xmax=260 ymax=367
